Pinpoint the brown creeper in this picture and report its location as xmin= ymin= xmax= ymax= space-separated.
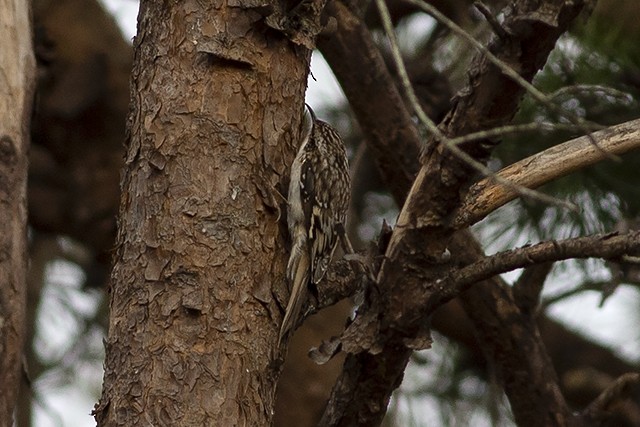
xmin=279 ymin=105 xmax=351 ymax=344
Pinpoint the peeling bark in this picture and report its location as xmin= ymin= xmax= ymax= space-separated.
xmin=94 ymin=2 xmax=310 ymax=425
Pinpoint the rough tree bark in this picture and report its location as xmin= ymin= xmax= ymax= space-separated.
xmin=0 ymin=0 xmax=34 ymax=424
xmin=93 ymin=1 xmax=310 ymax=425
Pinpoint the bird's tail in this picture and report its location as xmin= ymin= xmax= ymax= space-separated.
xmin=279 ymin=243 xmax=310 ymax=345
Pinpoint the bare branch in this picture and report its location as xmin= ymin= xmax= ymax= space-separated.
xmin=317 ymin=231 xmax=640 ymax=326
xmin=374 ymin=0 xmax=442 ymax=139
xmin=404 ymin=0 xmax=544 ymax=103
xmin=473 ymin=2 xmax=508 ymax=39
xmin=456 ymin=118 xmax=640 ymax=228
xmin=448 ymin=122 xmax=601 ymax=146
xmin=377 ymin=0 xmax=578 ymax=214
xmin=405 ymin=0 xmax=612 ymax=159
xmin=550 ymin=84 xmax=635 ymax=102
xmin=314 ymin=228 xmax=640 ymax=426
xmin=541 ymin=280 xmax=613 ymax=307
xmin=428 ymin=231 xmax=640 ymax=312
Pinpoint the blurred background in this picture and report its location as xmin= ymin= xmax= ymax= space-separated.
xmin=24 ymin=0 xmax=640 ymax=425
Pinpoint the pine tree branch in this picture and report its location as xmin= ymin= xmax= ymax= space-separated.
xmin=406 ymin=0 xmax=612 ymax=160
xmin=319 ymin=0 xmax=590 ymax=425
xmin=427 ymin=231 xmax=640 ymax=312
xmin=316 ymin=231 xmax=640 ymax=327
xmin=456 ymin=118 xmax=640 ymax=228
xmin=378 ymin=0 xmax=579 ymax=214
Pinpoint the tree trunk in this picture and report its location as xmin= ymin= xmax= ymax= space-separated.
xmin=94 ymin=1 xmax=310 ymax=425
xmin=0 ymin=0 xmax=34 ymax=423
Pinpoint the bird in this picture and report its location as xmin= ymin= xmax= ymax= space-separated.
xmin=279 ymin=105 xmax=351 ymax=345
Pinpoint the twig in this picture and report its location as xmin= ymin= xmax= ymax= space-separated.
xmin=455 ymin=118 xmax=640 ymax=228
xmin=375 ymin=0 xmax=578 ymax=213
xmin=427 ymin=231 xmax=640 ymax=313
xmin=550 ymin=85 xmax=634 ymax=102
xmin=337 ymin=223 xmax=356 ymax=256
xmin=336 ymin=223 xmax=375 ymax=281
xmin=374 ymin=0 xmax=442 ymax=139
xmin=473 ymin=1 xmax=507 ymax=39
xmin=448 ymin=122 xmax=601 ymax=146
xmin=541 ymin=280 xmax=612 ymax=307
xmin=315 ymin=231 xmax=640 ymax=317
xmin=404 ymin=0 xmax=617 ymax=161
